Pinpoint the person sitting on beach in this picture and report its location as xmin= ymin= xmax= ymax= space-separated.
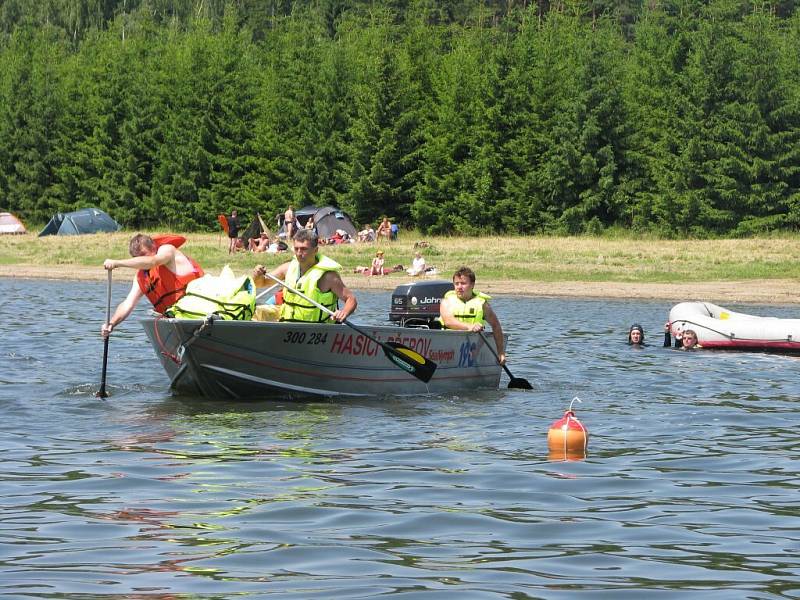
xmin=439 ymin=266 xmax=506 ymax=365
xmin=101 ymin=234 xmax=204 ymax=337
xmin=376 ymin=217 xmax=392 ymax=241
xmin=369 ymin=250 xmax=387 ymax=276
xmin=249 ymin=232 xmax=270 ymax=253
xmin=628 ymin=324 xmax=645 ymax=346
xmin=357 ymin=224 xmax=375 ymax=243
xmin=326 ymin=229 xmax=352 ymax=245
xmin=407 ymin=252 xmax=426 ymax=276
xmin=664 ymin=322 xmax=700 ymax=349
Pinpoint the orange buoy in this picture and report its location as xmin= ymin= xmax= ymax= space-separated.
xmin=547 ymin=398 xmax=589 ymax=460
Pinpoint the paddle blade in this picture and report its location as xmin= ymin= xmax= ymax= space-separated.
xmin=508 ymin=377 xmax=533 ymax=390
xmin=384 ymin=341 xmax=437 ymax=383
xmin=97 ymin=336 xmax=110 ymax=398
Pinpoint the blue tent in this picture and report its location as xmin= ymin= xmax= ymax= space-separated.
xmin=38 ymin=208 xmax=121 ymax=236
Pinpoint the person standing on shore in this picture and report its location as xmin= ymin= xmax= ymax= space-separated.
xmin=439 ymin=266 xmax=506 ymax=365
xmin=227 ymin=210 xmax=240 ymax=254
xmin=101 ymin=234 xmax=204 ymax=337
xmin=284 ymin=205 xmax=297 ymax=240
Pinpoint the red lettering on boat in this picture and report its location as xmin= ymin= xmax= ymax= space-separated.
xmin=331 ymin=332 xmax=347 ymax=353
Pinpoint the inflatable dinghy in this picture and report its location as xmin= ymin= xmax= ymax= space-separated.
xmin=668 ymin=302 xmax=800 ymax=352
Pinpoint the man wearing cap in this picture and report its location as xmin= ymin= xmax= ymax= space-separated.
xmin=252 ymin=228 xmax=357 ymax=323
xmin=628 ymin=324 xmax=645 ymax=346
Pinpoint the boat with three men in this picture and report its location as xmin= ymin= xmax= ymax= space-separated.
xmin=142 ymin=280 xmax=507 ymax=400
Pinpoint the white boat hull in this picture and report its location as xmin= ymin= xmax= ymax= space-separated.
xmin=669 ymin=301 xmax=800 ymax=352
xmin=141 ymin=317 xmax=504 ymax=400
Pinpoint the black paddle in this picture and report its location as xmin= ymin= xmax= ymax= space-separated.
xmin=97 ymin=269 xmax=112 ymax=398
xmin=264 ymin=273 xmax=437 ymax=383
xmin=479 ymin=331 xmax=532 ymax=390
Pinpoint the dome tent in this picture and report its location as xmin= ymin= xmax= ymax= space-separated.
xmin=0 ymin=212 xmax=26 ymax=234
xmin=38 ymin=207 xmax=121 ymax=236
xmin=278 ymin=206 xmax=357 ymax=240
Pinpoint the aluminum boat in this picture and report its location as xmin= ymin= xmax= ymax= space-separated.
xmin=142 ymin=318 xmax=504 ymax=400
xmin=141 ymin=280 xmax=506 ymax=400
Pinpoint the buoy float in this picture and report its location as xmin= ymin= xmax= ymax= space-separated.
xmin=547 ymin=397 xmax=589 ymax=461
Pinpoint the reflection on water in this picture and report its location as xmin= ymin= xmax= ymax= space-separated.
xmin=1 ymin=279 xmax=799 ymax=598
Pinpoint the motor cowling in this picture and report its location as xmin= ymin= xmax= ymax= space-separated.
xmin=389 ymin=280 xmax=453 ymax=328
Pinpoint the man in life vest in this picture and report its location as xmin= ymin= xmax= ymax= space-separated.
xmin=100 ymin=234 xmax=204 ymax=337
xmin=439 ymin=266 xmax=506 ymax=365
xmin=252 ymin=228 xmax=357 ymax=323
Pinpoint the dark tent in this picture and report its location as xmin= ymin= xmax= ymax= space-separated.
xmin=38 ymin=208 xmax=121 ymax=237
xmin=239 ymin=213 xmax=271 ymax=245
xmin=278 ymin=205 xmax=357 ymax=240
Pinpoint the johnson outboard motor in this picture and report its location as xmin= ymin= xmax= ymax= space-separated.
xmin=389 ymin=280 xmax=453 ymax=328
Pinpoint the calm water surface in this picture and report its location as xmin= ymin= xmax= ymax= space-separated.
xmin=1 ymin=278 xmax=799 ymax=599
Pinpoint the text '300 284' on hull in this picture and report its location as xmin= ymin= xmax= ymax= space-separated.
xmin=141 ymin=318 xmax=504 ymax=400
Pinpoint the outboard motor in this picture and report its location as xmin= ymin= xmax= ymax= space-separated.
xmin=389 ymin=280 xmax=453 ymax=328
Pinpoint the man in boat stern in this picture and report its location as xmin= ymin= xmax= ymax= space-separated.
xmin=101 ymin=234 xmax=204 ymax=337
xmin=253 ymin=228 xmax=357 ymax=323
xmin=439 ymin=266 xmax=506 ymax=365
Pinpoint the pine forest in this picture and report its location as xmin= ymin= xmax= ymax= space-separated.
xmin=1 ymin=0 xmax=799 ymax=236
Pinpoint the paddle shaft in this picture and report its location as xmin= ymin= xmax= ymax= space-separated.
xmin=263 ymin=272 xmax=367 ymax=335
xmin=479 ymin=331 xmax=532 ymax=389
xmin=255 ymin=282 xmax=280 ymax=301
xmin=479 ymin=330 xmax=511 ymax=376
xmin=98 ymin=269 xmax=112 ymax=398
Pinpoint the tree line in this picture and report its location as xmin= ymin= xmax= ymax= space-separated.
xmin=1 ymin=0 xmax=799 ymax=236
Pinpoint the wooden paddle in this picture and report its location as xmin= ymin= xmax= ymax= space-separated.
xmin=97 ymin=269 xmax=112 ymax=398
xmin=479 ymin=331 xmax=532 ymax=390
xmin=263 ymin=272 xmax=437 ymax=383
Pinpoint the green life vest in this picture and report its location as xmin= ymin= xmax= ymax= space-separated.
xmin=166 ymin=266 xmax=256 ymax=321
xmin=280 ymin=255 xmax=341 ymax=323
xmin=441 ymin=289 xmax=490 ymax=327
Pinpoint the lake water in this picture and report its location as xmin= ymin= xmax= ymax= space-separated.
xmin=1 ymin=278 xmax=799 ymax=599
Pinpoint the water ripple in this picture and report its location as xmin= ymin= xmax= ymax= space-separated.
xmin=1 ymin=282 xmax=799 ymax=597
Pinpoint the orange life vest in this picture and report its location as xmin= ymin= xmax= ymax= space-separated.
xmin=135 ymin=235 xmax=204 ymax=313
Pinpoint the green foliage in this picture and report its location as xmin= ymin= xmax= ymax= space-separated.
xmin=0 ymin=0 xmax=799 ymax=238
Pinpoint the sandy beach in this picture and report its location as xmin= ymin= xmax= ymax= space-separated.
xmin=3 ymin=264 xmax=797 ymax=304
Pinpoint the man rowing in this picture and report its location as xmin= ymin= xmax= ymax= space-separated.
xmin=439 ymin=266 xmax=506 ymax=365
xmin=100 ymin=234 xmax=204 ymax=337
xmin=253 ymin=228 xmax=357 ymax=323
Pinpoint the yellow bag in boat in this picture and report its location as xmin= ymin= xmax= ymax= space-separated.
xmin=253 ymin=304 xmax=281 ymax=322
xmin=166 ymin=265 xmax=255 ymax=320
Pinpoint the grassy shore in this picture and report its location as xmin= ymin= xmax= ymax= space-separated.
xmin=2 ymin=231 xmax=799 ymax=302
